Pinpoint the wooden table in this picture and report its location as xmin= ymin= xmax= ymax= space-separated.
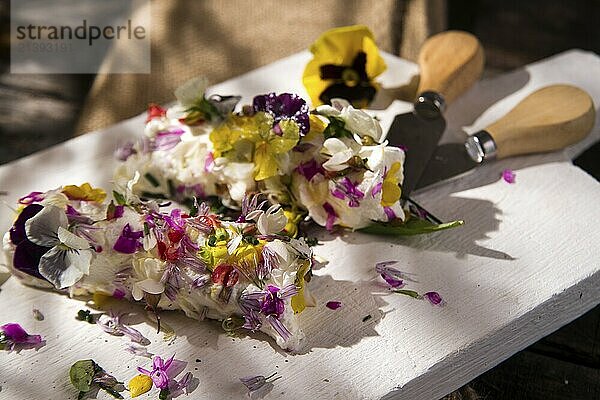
xmin=1 ymin=50 xmax=599 ymax=400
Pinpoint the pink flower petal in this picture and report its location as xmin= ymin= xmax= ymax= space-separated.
xmin=326 ymin=301 xmax=342 ymax=310
xmin=502 ymin=169 xmax=516 ymax=184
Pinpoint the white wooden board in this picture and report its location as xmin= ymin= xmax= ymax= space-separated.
xmin=0 ymin=50 xmax=599 ymax=400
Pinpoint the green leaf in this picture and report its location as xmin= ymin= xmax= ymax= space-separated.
xmin=112 ymin=190 xmax=126 ymax=206
xmin=70 ymin=360 xmax=97 ymax=392
xmin=323 ymin=116 xmax=353 ymax=139
xmin=392 ymin=289 xmax=422 ymax=299
xmin=358 ymin=218 xmax=464 ymax=236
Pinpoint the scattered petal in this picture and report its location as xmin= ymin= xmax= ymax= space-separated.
xmin=423 ymin=291 xmax=445 ymax=306
xmin=326 ymin=301 xmax=342 ymax=310
xmin=502 ymin=169 xmax=516 ymax=184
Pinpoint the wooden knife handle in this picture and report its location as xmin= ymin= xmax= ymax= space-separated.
xmin=416 ymin=31 xmax=485 ymax=106
xmin=485 ymin=85 xmax=595 ymax=159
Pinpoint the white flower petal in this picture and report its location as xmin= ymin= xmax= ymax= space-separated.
xmin=38 ymin=246 xmax=91 ymax=289
xmin=136 ymin=279 xmax=165 ymax=295
xmin=57 ymin=226 xmax=89 ymax=250
xmin=175 ymin=76 xmax=208 ymax=107
xmin=25 ymin=205 xmax=67 ymax=247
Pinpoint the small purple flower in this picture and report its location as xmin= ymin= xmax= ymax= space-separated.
xmin=239 ymin=284 xmax=298 ymax=341
xmin=0 ymin=323 xmax=45 ymax=352
xmin=331 ymin=177 xmax=364 ymax=207
xmin=97 ymin=312 xmax=149 ymax=344
xmin=252 ymin=92 xmax=310 ymax=135
xmin=423 ymin=291 xmax=444 ymax=306
xmin=153 ymin=128 xmax=185 ymax=151
xmin=502 ymin=169 xmax=516 ymax=184
xmin=258 ymin=245 xmax=279 ymax=280
xmin=375 ymin=261 xmax=405 ymax=288
xmin=124 ymin=343 xmax=154 ymax=358
xmin=114 ymin=141 xmax=136 ymax=161
xmin=322 ymin=202 xmax=337 ymax=231
xmin=295 ymin=159 xmax=324 ymax=181
xmin=137 ymin=355 xmax=188 ymax=390
xmin=240 ymin=372 xmax=281 ymax=396
xmin=326 ymin=301 xmax=342 ymax=310
xmin=113 ymin=223 xmax=144 ymax=254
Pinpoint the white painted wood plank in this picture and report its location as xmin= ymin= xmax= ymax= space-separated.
xmin=1 ymin=50 xmax=599 ymax=400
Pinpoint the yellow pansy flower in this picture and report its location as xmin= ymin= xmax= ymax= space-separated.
xmin=62 ymin=183 xmax=107 ymax=203
xmin=302 ymin=25 xmax=387 ymax=108
xmin=128 ymin=374 xmax=153 ymax=397
xmin=381 ymin=162 xmax=402 ymax=207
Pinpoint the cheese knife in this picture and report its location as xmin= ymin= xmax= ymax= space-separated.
xmin=385 ymin=30 xmax=485 ymax=197
xmin=415 ymin=84 xmax=596 ymax=190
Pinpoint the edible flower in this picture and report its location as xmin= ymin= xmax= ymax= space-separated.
xmin=9 ymin=204 xmax=50 ymax=281
xmin=128 ymin=374 xmax=153 ymax=398
xmin=171 ymin=76 xmax=240 ymax=124
xmin=252 ymin=92 xmax=310 ymax=136
xmin=239 ymin=372 xmax=281 ymax=397
xmin=317 ymin=98 xmax=383 ymax=142
xmin=25 ymin=205 xmax=93 ymax=289
xmin=0 ymin=323 xmax=45 ymax=352
xmin=302 ymin=25 xmax=386 ymax=107
xmin=113 ymin=223 xmax=143 ymax=254
xmin=137 ymin=354 xmax=193 ymax=398
xmin=375 ymin=261 xmax=405 ymax=288
xmin=239 ymin=284 xmax=298 ymax=341
xmin=502 ymin=169 xmax=516 ymax=184
xmin=97 ymin=312 xmax=149 ymax=344
xmin=62 ymin=183 xmax=107 ymax=203
xmin=380 ymin=162 xmax=402 ymax=207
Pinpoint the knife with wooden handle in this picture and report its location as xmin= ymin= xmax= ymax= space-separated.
xmin=386 ymin=30 xmax=485 ymax=197
xmin=415 ymin=84 xmax=596 ymax=190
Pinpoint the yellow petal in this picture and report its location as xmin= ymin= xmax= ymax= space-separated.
xmin=381 ymin=162 xmax=402 ymax=207
xmin=302 ymin=25 xmax=386 ymax=106
xmin=254 ymin=143 xmax=279 ymax=181
xmin=291 ymin=260 xmax=312 ymax=313
xmin=128 ymin=374 xmax=153 ymax=398
xmin=62 ymin=183 xmax=106 ymax=203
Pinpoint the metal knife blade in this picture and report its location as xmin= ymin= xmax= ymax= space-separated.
xmin=414 ymin=142 xmax=477 ymax=190
xmin=385 ymin=92 xmax=446 ymax=197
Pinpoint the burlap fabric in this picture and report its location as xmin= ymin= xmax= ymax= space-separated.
xmin=75 ymin=0 xmax=446 ymax=135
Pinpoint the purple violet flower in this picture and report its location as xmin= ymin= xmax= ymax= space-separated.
xmin=375 ymin=261 xmax=405 ymax=288
xmin=96 ymin=312 xmax=149 ymax=344
xmin=0 ymin=323 xmax=45 ymax=352
xmin=423 ymin=291 xmax=445 ymax=306
xmin=326 ymin=301 xmax=342 ymax=310
xmin=9 ymin=204 xmax=50 ymax=281
xmin=252 ymin=92 xmax=310 ymax=135
xmin=137 ymin=354 xmax=188 ymax=390
xmin=502 ymin=169 xmax=516 ymax=184
xmin=113 ymin=223 xmax=144 ymax=254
